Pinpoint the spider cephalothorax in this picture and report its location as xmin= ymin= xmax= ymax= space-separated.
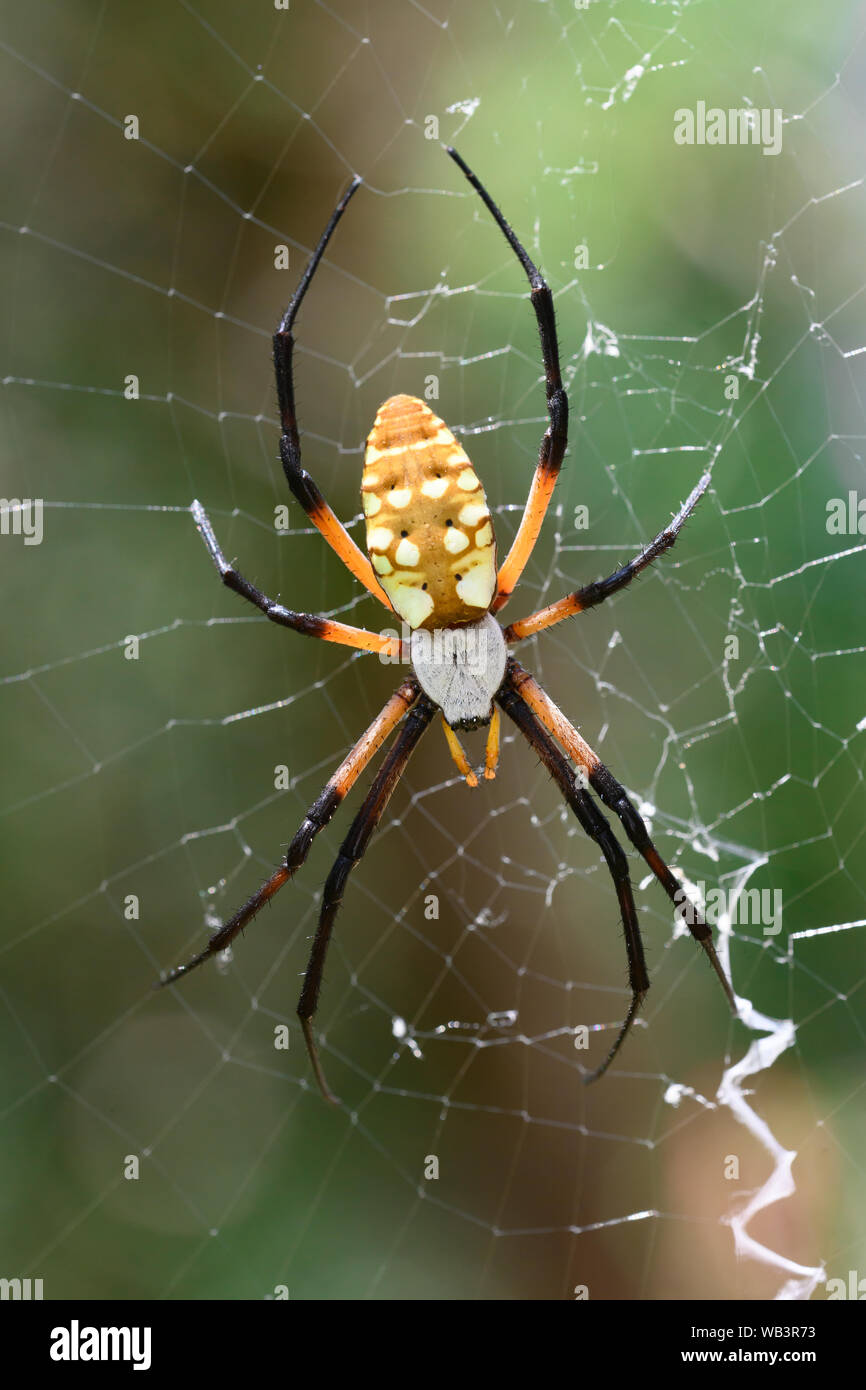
xmin=159 ymin=147 xmax=737 ymax=1104
xmin=410 ymin=614 xmax=506 ymax=732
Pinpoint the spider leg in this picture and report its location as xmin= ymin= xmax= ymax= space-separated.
xmin=440 ymin=710 xmax=501 ymax=787
xmin=446 ymin=147 xmax=568 ymax=614
xmin=496 ymin=677 xmax=648 ymax=1082
xmin=507 ymin=659 xmax=736 ymax=1013
xmin=483 ymin=705 xmax=501 ymax=780
xmin=504 ymin=472 xmax=711 ymax=643
xmin=441 ymin=715 xmax=479 ymax=787
xmin=298 ymin=694 xmax=437 ymax=1102
xmin=192 ymin=501 xmax=404 ymax=658
xmin=157 ymin=678 xmax=420 ymax=988
xmin=272 ymin=176 xmax=392 ymax=610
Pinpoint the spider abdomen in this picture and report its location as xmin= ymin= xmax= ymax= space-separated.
xmin=362 ymin=394 xmax=497 ymax=630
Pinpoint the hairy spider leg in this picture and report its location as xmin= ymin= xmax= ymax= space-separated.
xmin=191 ymin=501 xmax=405 ymax=657
xmin=497 ymin=676 xmax=649 ymax=1081
xmin=272 ymin=175 xmax=393 ymax=610
xmin=297 ymin=694 xmax=437 ymax=1102
xmin=504 ymin=472 xmax=712 ymax=642
xmin=507 ymin=659 xmax=737 ymax=1015
xmin=158 ymin=679 xmax=419 ymax=990
xmin=446 ymin=147 xmax=568 ymax=613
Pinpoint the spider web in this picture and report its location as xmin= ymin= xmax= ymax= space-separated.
xmin=2 ymin=0 xmax=865 ymax=1301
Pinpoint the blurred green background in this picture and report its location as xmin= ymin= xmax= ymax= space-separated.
xmin=1 ymin=0 xmax=865 ymax=1299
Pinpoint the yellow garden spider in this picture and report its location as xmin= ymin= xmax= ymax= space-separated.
xmin=159 ymin=147 xmax=736 ymax=1102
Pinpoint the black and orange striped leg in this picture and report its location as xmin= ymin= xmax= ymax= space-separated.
xmin=496 ymin=679 xmax=649 ymax=1083
xmin=445 ymin=147 xmax=569 ymax=614
xmin=157 ymin=677 xmax=420 ymax=990
xmin=504 ymin=472 xmax=712 ymax=643
xmin=507 ymin=659 xmax=736 ymax=1015
xmin=192 ymin=501 xmax=403 ymax=658
xmin=272 ymin=177 xmax=391 ymax=609
xmin=297 ymin=694 xmax=437 ymax=1102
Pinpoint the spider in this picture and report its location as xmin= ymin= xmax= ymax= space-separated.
xmin=159 ymin=147 xmax=736 ymax=1102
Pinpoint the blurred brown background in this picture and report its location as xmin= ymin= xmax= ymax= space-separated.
xmin=1 ymin=0 xmax=865 ymax=1299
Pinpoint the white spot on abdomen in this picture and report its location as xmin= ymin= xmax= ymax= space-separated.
xmin=444 ymin=527 xmax=470 ymax=554
xmin=385 ymin=581 xmax=434 ymax=627
xmin=421 ymin=476 xmax=449 ymax=499
xmin=368 ymin=526 xmax=393 ymax=552
xmin=395 ymin=537 xmax=420 ymax=567
xmin=458 ymin=500 xmax=488 ymax=527
xmin=456 ymin=566 xmax=493 ymax=608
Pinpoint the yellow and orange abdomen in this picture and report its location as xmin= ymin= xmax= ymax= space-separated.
xmin=362 ymin=395 xmax=497 ymax=630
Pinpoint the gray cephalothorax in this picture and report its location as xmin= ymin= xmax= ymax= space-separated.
xmin=410 ymin=613 xmax=507 ymax=730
